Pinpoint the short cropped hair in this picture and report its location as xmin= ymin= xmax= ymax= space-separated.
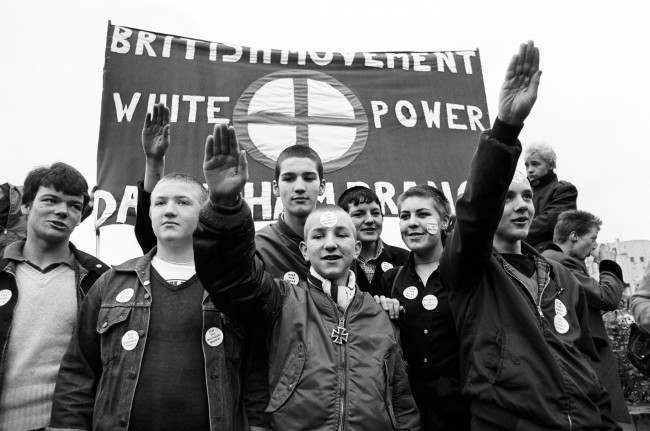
xmin=274 ymin=145 xmax=324 ymax=181
xmin=22 ymin=162 xmax=89 ymax=210
xmin=304 ymin=205 xmax=354 ymax=238
xmin=397 ymin=185 xmax=453 ymax=242
xmin=553 ymin=210 xmax=602 ymax=243
xmin=524 ymin=142 xmax=557 ymax=170
xmin=337 ymin=186 xmax=381 ymax=213
xmin=157 ymin=172 xmax=208 ymax=203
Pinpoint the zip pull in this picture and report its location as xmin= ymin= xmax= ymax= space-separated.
xmin=537 ymin=305 xmax=544 ymax=317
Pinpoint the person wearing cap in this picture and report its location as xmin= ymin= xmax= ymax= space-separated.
xmin=440 ymin=41 xmax=618 ymax=429
xmin=524 ymin=141 xmax=578 ymax=252
xmin=0 ymin=163 xmax=107 ymax=430
xmin=193 ymin=123 xmax=421 ymax=430
xmin=50 ymin=173 xmax=248 ymax=431
xmin=337 ymin=185 xmax=408 ymax=296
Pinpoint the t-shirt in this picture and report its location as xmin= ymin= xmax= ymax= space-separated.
xmin=129 ymin=261 xmax=209 ymax=431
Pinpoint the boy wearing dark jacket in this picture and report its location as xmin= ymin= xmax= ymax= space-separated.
xmin=440 ymin=41 xmax=618 ymax=430
xmin=194 ymin=123 xmax=421 ymax=431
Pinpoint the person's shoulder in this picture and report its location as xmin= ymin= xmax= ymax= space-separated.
xmin=556 ymin=179 xmax=577 ymax=193
xmin=70 ymin=243 xmax=109 ymax=275
xmin=383 ymin=243 xmax=409 ymax=264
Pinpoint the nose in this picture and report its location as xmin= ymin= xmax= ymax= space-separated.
xmin=512 ymin=195 xmax=528 ymax=211
xmin=53 ymin=202 xmax=68 ymax=217
xmin=163 ymin=201 xmax=178 ymax=216
xmin=293 ymin=177 xmax=306 ymax=193
xmin=324 ymin=232 xmax=337 ymax=251
xmin=363 ymin=213 xmax=374 ymax=224
xmin=407 ymin=214 xmax=419 ymax=227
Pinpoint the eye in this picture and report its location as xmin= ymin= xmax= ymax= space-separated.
xmin=399 ymin=213 xmax=409 ymax=220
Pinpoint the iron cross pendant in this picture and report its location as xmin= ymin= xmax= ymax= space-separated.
xmin=331 ymin=325 xmax=349 ymax=345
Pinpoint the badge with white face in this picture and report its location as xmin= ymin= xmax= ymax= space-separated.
xmin=381 ymin=262 xmax=393 ymax=272
xmin=422 ymin=294 xmax=438 ymax=311
xmin=116 ymin=288 xmax=135 ymax=303
xmin=121 ymin=330 xmax=139 ymax=351
xmin=554 ymin=299 xmax=567 ymax=317
xmin=319 ymin=211 xmax=338 ymax=228
xmin=0 ymin=289 xmax=12 ymax=306
xmin=403 ymin=286 xmax=419 ymax=300
xmin=283 ymin=271 xmax=300 ymax=285
xmin=554 ymin=315 xmax=569 ymax=334
xmin=426 ymin=222 xmax=439 ymax=235
xmin=205 ymin=327 xmax=224 ymax=347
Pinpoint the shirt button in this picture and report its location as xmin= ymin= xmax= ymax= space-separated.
xmin=143 ymin=280 xmax=150 ymax=286
xmin=423 ymin=329 xmax=428 ymax=335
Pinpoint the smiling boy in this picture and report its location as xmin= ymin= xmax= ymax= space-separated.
xmin=193 ymin=124 xmax=420 ymax=431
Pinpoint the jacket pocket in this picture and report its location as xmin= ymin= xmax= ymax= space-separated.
xmin=383 ymin=360 xmax=397 ymax=430
xmin=264 ymin=342 xmax=306 ymax=413
xmin=96 ymin=305 xmax=133 ymax=366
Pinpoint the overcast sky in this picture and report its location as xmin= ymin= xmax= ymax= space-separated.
xmin=2 ymin=0 xmax=648 ymax=262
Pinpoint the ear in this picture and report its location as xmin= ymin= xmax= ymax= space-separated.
xmin=569 ymin=232 xmax=579 ymax=243
xmin=318 ymin=178 xmax=326 ymax=196
xmin=20 ymin=204 xmax=30 ymax=216
xmin=353 ymin=239 xmax=361 ymax=259
xmin=272 ymin=180 xmax=280 ymax=197
xmin=299 ymin=241 xmax=309 ymax=262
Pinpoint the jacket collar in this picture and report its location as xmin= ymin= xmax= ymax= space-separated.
xmin=276 ymin=213 xmax=304 ymax=244
xmin=495 ymin=242 xmax=556 ymax=296
xmin=530 ymin=171 xmax=557 ymax=188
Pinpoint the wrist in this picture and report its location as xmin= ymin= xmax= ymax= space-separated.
xmin=209 ymin=192 xmax=241 ymax=207
xmin=145 ymin=155 xmax=165 ymax=164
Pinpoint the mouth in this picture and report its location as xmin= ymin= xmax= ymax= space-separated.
xmin=321 ymin=255 xmax=342 ymax=261
xmin=360 ymin=227 xmax=376 ymax=233
xmin=292 ymin=197 xmax=309 ymax=203
xmin=48 ymin=220 xmax=69 ymax=230
xmin=161 ymin=221 xmax=179 ymax=227
xmin=511 ymin=217 xmax=529 ymax=226
xmin=406 ymin=232 xmax=424 ymax=238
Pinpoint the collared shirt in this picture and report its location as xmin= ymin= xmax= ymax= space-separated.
xmin=3 ymin=241 xmax=76 ymax=273
xmin=309 ymin=267 xmax=356 ymax=311
xmin=357 ymin=240 xmax=384 ymax=284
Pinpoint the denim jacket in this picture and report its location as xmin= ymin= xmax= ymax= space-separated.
xmin=50 ymin=249 xmax=247 ymax=431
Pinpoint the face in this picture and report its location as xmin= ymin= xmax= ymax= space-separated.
xmin=495 ymin=180 xmax=535 ymax=244
xmin=150 ymin=180 xmax=202 ymax=244
xmin=347 ymin=201 xmax=383 ymax=245
xmin=524 ymin=154 xmax=551 ymax=181
xmin=22 ymin=186 xmax=84 ymax=244
xmin=570 ymin=226 xmax=599 ymax=260
xmin=399 ymin=196 xmax=443 ymax=255
xmin=273 ymin=157 xmax=325 ymax=218
xmin=300 ymin=210 xmax=361 ymax=285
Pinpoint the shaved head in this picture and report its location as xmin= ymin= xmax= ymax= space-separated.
xmin=304 ymin=205 xmax=357 ymax=239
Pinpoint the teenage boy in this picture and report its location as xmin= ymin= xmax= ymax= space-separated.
xmin=542 ymin=210 xmax=630 ymax=425
xmin=50 ymin=174 xmax=247 ymax=431
xmin=0 ymin=163 xmax=107 ymax=430
xmin=439 ymin=41 xmax=618 ymax=429
xmin=193 ymin=124 xmax=421 ymax=430
xmin=379 ymin=185 xmax=468 ymax=431
xmin=337 ymin=186 xmax=408 ymax=296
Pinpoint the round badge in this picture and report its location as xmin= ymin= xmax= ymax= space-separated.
xmin=403 ymin=286 xmax=419 ymax=300
xmin=319 ymin=211 xmax=338 ymax=227
xmin=554 ymin=299 xmax=567 ymax=317
xmin=381 ymin=262 xmax=393 ymax=272
xmin=554 ymin=315 xmax=570 ymax=334
xmin=425 ymin=222 xmax=439 ymax=235
xmin=0 ymin=289 xmax=12 ymax=306
xmin=422 ymin=294 xmax=438 ymax=311
xmin=283 ymin=271 xmax=300 ymax=285
xmin=121 ymin=330 xmax=139 ymax=351
xmin=205 ymin=327 xmax=224 ymax=347
xmin=116 ymin=288 xmax=135 ymax=303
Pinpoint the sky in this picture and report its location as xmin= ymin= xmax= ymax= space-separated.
xmin=2 ymin=0 xmax=648 ymax=263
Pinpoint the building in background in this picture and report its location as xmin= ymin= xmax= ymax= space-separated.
xmin=587 ymin=240 xmax=650 ymax=299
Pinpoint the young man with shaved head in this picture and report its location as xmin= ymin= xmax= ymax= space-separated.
xmin=440 ymin=41 xmax=618 ymax=429
xmin=193 ymin=124 xmax=420 ymax=430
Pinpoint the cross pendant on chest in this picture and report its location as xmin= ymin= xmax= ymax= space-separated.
xmin=331 ymin=325 xmax=349 ymax=345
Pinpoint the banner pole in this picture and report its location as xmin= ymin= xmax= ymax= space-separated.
xmin=95 ymin=227 xmax=101 ymax=260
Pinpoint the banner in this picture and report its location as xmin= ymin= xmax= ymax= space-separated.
xmin=95 ymin=22 xmax=489 ymax=226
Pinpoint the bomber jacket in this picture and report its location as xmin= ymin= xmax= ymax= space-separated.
xmin=49 ymin=249 xmax=247 ymax=431
xmin=439 ymin=120 xmax=618 ymax=430
xmin=194 ymin=200 xmax=421 ymax=431
xmin=0 ymin=240 xmax=107 ymax=394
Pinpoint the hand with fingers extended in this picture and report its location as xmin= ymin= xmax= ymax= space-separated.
xmin=142 ymin=103 xmax=170 ymax=160
xmin=498 ymin=41 xmax=542 ymax=126
xmin=203 ymin=123 xmax=248 ymax=205
xmin=374 ymin=295 xmax=403 ymax=320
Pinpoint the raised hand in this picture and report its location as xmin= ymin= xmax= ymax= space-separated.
xmin=142 ymin=103 xmax=170 ymax=160
xmin=593 ymin=244 xmax=617 ymax=263
xmin=498 ymin=41 xmax=541 ymax=126
xmin=203 ymin=123 xmax=248 ymax=204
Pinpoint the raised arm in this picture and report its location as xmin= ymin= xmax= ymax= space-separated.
xmin=441 ymin=41 xmax=542 ymax=291
xmin=135 ymin=103 xmax=170 ymax=253
xmin=194 ymin=124 xmax=283 ymax=321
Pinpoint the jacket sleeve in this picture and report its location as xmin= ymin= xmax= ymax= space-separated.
xmin=50 ymin=278 xmax=105 ymax=430
xmin=134 ymin=181 xmax=157 ymax=254
xmin=440 ymin=119 xmax=523 ymax=292
xmin=562 ymin=258 xmax=624 ymax=312
xmin=388 ymin=336 xmax=421 ymax=430
xmin=573 ymin=279 xmax=600 ymax=362
xmin=527 ymin=182 xmax=578 ymax=246
xmin=631 ymin=263 xmax=650 ymax=331
xmin=193 ymin=198 xmax=284 ymax=323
